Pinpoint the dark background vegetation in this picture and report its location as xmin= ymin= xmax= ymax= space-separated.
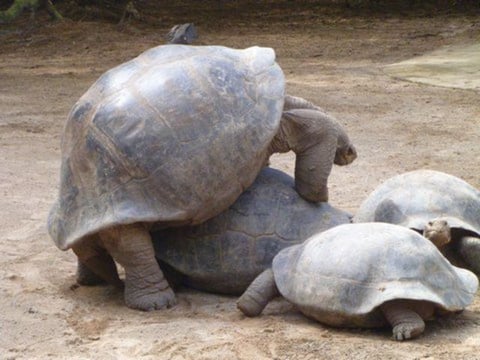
xmin=1 ymin=0 xmax=479 ymax=28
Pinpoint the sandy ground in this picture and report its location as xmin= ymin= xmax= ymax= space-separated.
xmin=1 ymin=2 xmax=480 ymax=359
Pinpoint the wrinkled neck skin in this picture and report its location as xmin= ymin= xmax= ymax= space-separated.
xmin=267 ymin=119 xmax=291 ymax=155
xmin=268 ymin=95 xmax=342 ymax=155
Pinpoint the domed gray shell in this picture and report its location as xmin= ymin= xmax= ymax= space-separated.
xmin=48 ymin=45 xmax=285 ymax=250
xmin=153 ymin=167 xmax=352 ymax=295
xmin=272 ymin=222 xmax=478 ymax=328
xmin=354 ymin=170 xmax=480 ymax=235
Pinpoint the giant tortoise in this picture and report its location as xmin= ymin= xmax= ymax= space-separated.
xmin=237 ymin=223 xmax=478 ymax=341
xmin=47 ymin=44 xmax=357 ymax=311
xmin=354 ymin=169 xmax=480 ymax=275
xmin=153 ymin=167 xmax=352 ymax=295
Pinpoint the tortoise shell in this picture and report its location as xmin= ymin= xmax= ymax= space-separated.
xmin=48 ymin=45 xmax=285 ymax=250
xmin=272 ymin=222 xmax=478 ymax=327
xmin=153 ymin=167 xmax=352 ymax=295
xmin=354 ymin=169 xmax=480 ymax=235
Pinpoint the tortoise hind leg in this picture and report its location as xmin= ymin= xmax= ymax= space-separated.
xmin=72 ymin=236 xmax=123 ymax=289
xmin=99 ymin=223 xmax=176 ymax=311
xmin=380 ymin=300 xmax=434 ymax=341
xmin=237 ymin=268 xmax=279 ymax=317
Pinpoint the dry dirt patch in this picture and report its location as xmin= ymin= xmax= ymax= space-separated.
xmin=1 ymin=5 xmax=480 ymax=359
xmin=385 ymin=43 xmax=480 ymax=90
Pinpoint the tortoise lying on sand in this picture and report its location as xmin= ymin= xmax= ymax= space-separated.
xmin=237 ymin=223 xmax=478 ymax=341
xmin=47 ymin=44 xmax=357 ymax=311
xmin=354 ymin=169 xmax=480 ymax=275
xmin=153 ymin=167 xmax=352 ymax=295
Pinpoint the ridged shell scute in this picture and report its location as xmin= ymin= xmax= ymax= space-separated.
xmin=153 ymin=168 xmax=352 ymax=295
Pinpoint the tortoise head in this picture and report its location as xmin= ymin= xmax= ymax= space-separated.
xmin=423 ymin=218 xmax=451 ymax=248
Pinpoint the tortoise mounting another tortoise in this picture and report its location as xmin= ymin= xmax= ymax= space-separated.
xmin=48 ymin=44 xmax=357 ymax=311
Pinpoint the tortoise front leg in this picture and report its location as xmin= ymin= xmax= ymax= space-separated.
xmin=72 ymin=237 xmax=123 ymax=289
xmin=458 ymin=235 xmax=480 ymax=276
xmin=237 ymin=269 xmax=279 ymax=317
xmin=277 ymin=109 xmax=339 ymax=203
xmin=99 ymin=223 xmax=176 ymax=311
xmin=380 ymin=300 xmax=433 ymax=341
